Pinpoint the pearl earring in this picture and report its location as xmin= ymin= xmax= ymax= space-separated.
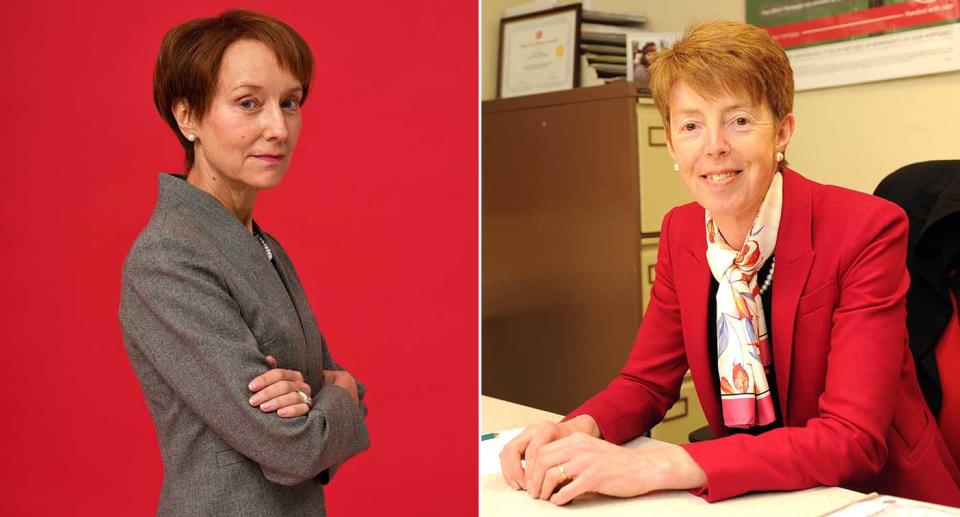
xmin=187 ymin=134 xmax=196 ymax=142
xmin=776 ymin=151 xmax=784 ymax=162
xmin=673 ymin=163 xmax=680 ymax=172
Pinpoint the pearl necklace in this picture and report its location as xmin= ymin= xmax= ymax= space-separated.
xmin=256 ymin=233 xmax=274 ymax=261
xmin=758 ymin=257 xmax=775 ymax=295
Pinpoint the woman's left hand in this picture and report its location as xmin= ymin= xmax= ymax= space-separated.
xmin=247 ymin=356 xmax=313 ymax=417
xmin=525 ymin=433 xmax=707 ymax=505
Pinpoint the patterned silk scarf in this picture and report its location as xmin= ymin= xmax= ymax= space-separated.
xmin=705 ymin=172 xmax=782 ymax=428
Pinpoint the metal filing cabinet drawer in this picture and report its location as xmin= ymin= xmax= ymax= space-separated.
xmin=650 ymin=372 xmax=708 ymax=444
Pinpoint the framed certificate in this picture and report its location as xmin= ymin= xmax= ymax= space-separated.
xmin=497 ymin=4 xmax=581 ymax=99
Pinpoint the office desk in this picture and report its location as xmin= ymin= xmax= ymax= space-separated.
xmin=481 ymin=396 xmax=867 ymax=516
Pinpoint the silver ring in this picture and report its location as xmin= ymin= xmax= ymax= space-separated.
xmin=297 ymin=390 xmax=312 ymax=407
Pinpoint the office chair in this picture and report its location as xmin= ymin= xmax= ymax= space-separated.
xmin=874 ymin=160 xmax=960 ymax=466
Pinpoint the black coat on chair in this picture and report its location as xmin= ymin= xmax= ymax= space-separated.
xmin=874 ymin=160 xmax=960 ymax=417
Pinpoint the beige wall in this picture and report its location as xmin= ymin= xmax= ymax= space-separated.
xmin=482 ymin=0 xmax=960 ymax=193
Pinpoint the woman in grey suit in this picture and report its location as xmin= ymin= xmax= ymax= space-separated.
xmin=119 ymin=10 xmax=369 ymax=515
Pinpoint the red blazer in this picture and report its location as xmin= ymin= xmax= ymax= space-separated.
xmin=567 ymin=169 xmax=960 ymax=505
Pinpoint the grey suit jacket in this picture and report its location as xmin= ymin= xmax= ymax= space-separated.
xmin=120 ymin=174 xmax=369 ymax=516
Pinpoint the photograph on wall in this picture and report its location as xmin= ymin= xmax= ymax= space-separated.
xmin=747 ymin=0 xmax=960 ymax=90
xmin=625 ymin=32 xmax=681 ymax=84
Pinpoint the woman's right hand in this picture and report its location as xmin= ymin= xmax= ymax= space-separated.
xmin=324 ymin=369 xmax=359 ymax=405
xmin=499 ymin=415 xmax=601 ymax=492
xmin=247 ymin=356 xmax=313 ymax=417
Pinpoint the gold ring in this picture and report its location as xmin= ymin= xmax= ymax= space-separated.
xmin=557 ymin=464 xmax=568 ymax=482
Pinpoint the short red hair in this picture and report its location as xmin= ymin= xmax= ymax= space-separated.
xmin=152 ymin=9 xmax=313 ymax=170
xmin=649 ymin=21 xmax=794 ymax=130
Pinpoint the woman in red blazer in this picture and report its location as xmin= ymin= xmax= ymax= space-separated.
xmin=500 ymin=21 xmax=960 ymax=506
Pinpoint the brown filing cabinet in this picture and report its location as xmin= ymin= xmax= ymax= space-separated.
xmin=483 ymin=82 xmax=707 ymax=443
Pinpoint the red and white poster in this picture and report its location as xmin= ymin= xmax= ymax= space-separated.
xmin=747 ymin=0 xmax=960 ymax=90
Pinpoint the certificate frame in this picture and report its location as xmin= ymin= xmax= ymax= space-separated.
xmin=497 ymin=4 xmax=581 ymax=99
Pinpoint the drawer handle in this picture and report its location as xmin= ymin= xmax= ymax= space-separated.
xmin=648 ymin=126 xmax=667 ymax=147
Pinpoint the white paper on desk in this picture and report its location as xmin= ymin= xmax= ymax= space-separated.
xmin=480 ymin=427 xmax=664 ymax=477
xmin=824 ymin=493 xmax=960 ymax=516
xmin=480 ymin=427 xmax=524 ymax=476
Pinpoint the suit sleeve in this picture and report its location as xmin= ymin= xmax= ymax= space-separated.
xmin=681 ymin=203 xmax=910 ymax=502
xmin=565 ymin=208 xmax=690 ymax=443
xmin=119 ymin=228 xmax=370 ymax=486
xmin=318 ymin=330 xmax=368 ymax=415
xmin=312 ymin=331 xmax=368 ymax=485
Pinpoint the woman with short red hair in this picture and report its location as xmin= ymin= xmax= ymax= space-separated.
xmin=501 ymin=21 xmax=960 ymax=506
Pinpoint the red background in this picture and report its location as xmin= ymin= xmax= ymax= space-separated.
xmin=0 ymin=1 xmax=477 ymax=515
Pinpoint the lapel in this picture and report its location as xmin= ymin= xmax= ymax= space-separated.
xmin=158 ymin=175 xmax=273 ymax=278
xmin=676 ymin=214 xmax=721 ymax=434
xmin=770 ymin=169 xmax=815 ymax=424
xmin=257 ymin=228 xmax=313 ymax=385
xmin=157 ymin=174 xmax=311 ymax=376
